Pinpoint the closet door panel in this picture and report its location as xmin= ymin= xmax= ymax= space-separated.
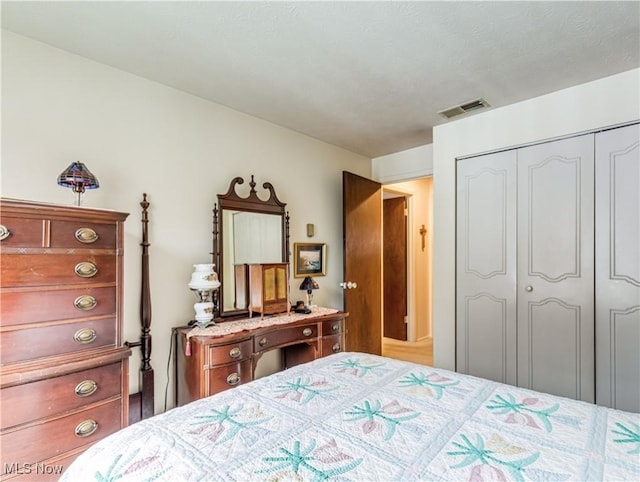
xmin=525 ymin=299 xmax=583 ymax=400
xmin=456 ymin=151 xmax=517 ymax=384
xmin=595 ymin=123 xmax=640 ymax=412
xmin=463 ymin=294 xmax=510 ymax=382
xmin=516 ymin=135 xmax=595 ymax=402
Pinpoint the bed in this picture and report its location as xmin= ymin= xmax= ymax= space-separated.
xmin=61 ymin=351 xmax=639 ymax=481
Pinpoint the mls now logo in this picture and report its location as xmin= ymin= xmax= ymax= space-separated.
xmin=4 ymin=463 xmax=64 ymax=476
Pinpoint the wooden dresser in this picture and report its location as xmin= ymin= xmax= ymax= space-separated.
xmin=0 ymin=198 xmax=130 ymax=480
xmin=175 ymin=310 xmax=347 ymax=406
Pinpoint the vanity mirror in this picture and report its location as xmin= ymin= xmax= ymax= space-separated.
xmin=212 ymin=175 xmax=289 ymax=318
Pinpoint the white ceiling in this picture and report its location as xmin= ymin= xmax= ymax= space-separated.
xmin=2 ymin=1 xmax=639 ymax=158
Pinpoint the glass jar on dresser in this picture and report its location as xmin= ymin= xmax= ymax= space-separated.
xmin=0 ymin=198 xmax=131 ymax=478
xmin=174 ymin=310 xmax=347 ymax=406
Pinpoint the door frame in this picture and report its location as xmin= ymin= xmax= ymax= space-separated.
xmin=382 ymin=176 xmax=434 ymax=343
xmin=382 ymin=187 xmax=416 ymax=341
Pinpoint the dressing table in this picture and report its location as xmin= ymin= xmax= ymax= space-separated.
xmin=174 ymin=176 xmax=347 ymax=406
xmin=174 ymin=308 xmax=346 ymax=405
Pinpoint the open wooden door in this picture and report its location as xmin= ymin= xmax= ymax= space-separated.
xmin=383 ymin=196 xmax=407 ymax=340
xmin=342 ymin=171 xmax=382 ymax=355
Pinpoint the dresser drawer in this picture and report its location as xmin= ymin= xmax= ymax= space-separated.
xmin=1 ymin=362 xmax=123 ymax=429
xmin=0 ymin=217 xmax=45 ymax=248
xmin=208 ymin=339 xmax=252 ymax=365
xmin=1 ymin=398 xmax=123 ymax=465
xmin=206 ymin=359 xmax=252 ymax=395
xmin=0 ymin=216 xmax=116 ymax=249
xmin=321 ymin=318 xmax=344 ymax=336
xmin=1 ymin=287 xmax=116 ymax=327
xmin=254 ymin=323 xmax=317 ymax=352
xmin=1 ymin=254 xmax=116 ymax=287
xmin=49 ymin=220 xmax=117 ymax=249
xmin=1 ymin=318 xmax=116 ymax=364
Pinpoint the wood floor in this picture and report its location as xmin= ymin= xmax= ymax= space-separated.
xmin=381 ymin=336 xmax=433 ymax=366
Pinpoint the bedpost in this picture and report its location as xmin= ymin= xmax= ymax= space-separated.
xmin=127 ymin=193 xmax=155 ymax=423
xmin=139 ymin=193 xmax=154 ymax=419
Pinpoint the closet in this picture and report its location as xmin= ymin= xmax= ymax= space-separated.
xmin=456 ymin=123 xmax=639 ymax=411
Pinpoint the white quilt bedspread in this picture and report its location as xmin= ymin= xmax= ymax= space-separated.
xmin=62 ymin=352 xmax=640 ymax=481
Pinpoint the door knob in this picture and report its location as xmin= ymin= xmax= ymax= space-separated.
xmin=340 ymin=281 xmax=357 ymax=289
xmin=525 ymin=285 xmax=533 ymax=292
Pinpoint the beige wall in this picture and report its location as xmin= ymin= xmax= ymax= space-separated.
xmin=432 ymin=68 xmax=640 ymax=371
xmin=1 ymin=31 xmax=371 ymax=412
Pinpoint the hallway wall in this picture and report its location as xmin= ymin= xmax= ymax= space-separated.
xmin=385 ymin=177 xmax=433 ymax=340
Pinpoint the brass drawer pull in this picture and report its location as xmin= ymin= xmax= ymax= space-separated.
xmin=75 ymin=419 xmax=98 ymax=438
xmin=302 ymin=327 xmax=313 ymax=337
xmin=74 ymin=328 xmax=97 ymax=344
xmin=332 ymin=323 xmax=339 ymax=332
xmin=75 ymin=227 xmax=99 ymax=244
xmin=227 ymin=373 xmax=240 ymax=386
xmin=229 ymin=347 xmax=242 ymax=359
xmin=0 ymin=224 xmax=10 ymax=241
xmin=332 ymin=343 xmax=341 ymax=353
xmin=75 ymin=262 xmax=98 ymax=278
xmin=258 ymin=337 xmax=268 ymax=347
xmin=75 ymin=380 xmax=98 ymax=397
xmin=74 ymin=295 xmax=97 ymax=311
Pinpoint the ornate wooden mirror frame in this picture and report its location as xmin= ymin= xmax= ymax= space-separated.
xmin=212 ymin=175 xmax=289 ymax=319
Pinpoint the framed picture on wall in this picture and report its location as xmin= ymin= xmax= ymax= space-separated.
xmin=293 ymin=242 xmax=326 ymax=277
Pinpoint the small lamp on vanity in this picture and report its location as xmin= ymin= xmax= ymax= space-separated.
xmin=299 ymin=276 xmax=319 ymax=309
xmin=57 ymin=161 xmax=100 ymax=206
xmin=188 ymin=264 xmax=221 ymax=328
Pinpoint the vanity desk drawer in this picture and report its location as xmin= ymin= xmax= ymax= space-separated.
xmin=254 ymin=323 xmax=318 ymax=353
xmin=322 ymin=318 xmax=344 ymax=336
xmin=207 ymin=339 xmax=252 ymax=365
xmin=206 ymin=359 xmax=252 ymax=395
xmin=321 ymin=334 xmax=343 ymax=356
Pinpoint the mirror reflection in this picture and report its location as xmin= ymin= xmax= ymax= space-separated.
xmin=222 ymin=210 xmax=283 ymax=311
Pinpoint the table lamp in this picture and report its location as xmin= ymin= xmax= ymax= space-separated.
xmin=188 ymin=263 xmax=221 ymax=328
xmin=57 ymin=161 xmax=100 ymax=206
xmin=299 ymin=276 xmax=319 ymax=308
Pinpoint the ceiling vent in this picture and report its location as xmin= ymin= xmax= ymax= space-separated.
xmin=437 ymin=98 xmax=490 ymax=119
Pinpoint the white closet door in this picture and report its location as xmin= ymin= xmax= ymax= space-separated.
xmin=595 ymin=124 xmax=640 ymax=412
xmin=456 ymin=150 xmax=517 ymax=384
xmin=516 ymin=134 xmax=595 ymax=402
